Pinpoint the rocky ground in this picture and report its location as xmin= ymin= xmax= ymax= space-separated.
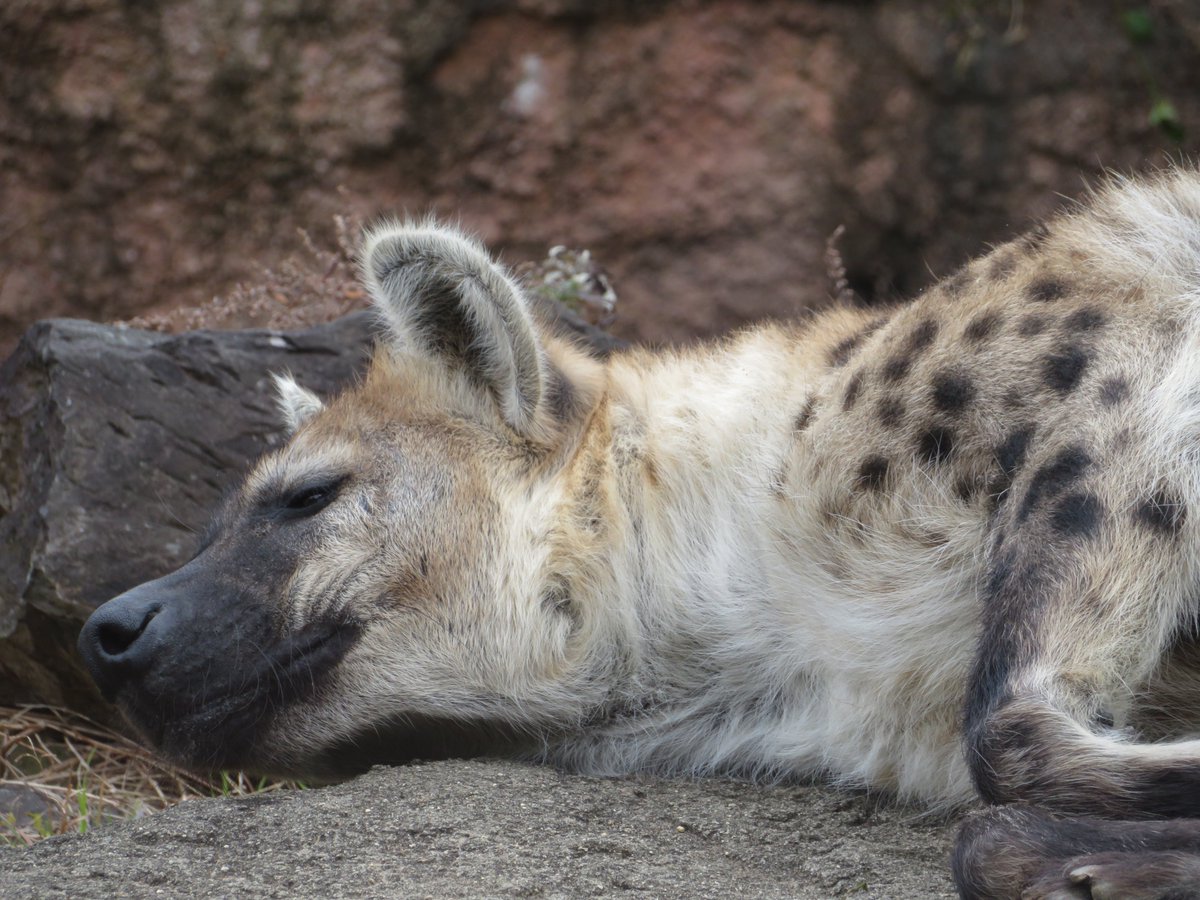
xmin=0 ymin=760 xmax=959 ymax=899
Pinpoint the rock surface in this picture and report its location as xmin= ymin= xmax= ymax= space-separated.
xmin=0 ymin=314 xmax=375 ymax=715
xmin=2 ymin=1 xmax=1196 ymax=350
xmin=0 ymin=760 xmax=959 ymax=898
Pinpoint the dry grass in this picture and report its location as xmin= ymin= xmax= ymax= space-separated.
xmin=0 ymin=706 xmax=297 ymax=846
xmin=124 ymin=214 xmax=368 ymax=334
xmin=123 ymin=212 xmax=620 ymax=339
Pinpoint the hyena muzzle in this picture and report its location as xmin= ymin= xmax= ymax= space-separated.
xmin=80 ymin=172 xmax=1200 ymax=898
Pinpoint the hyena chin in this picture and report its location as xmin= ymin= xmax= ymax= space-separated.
xmin=80 ymin=171 xmax=1200 ymax=898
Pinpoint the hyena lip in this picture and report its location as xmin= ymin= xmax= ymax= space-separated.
xmin=300 ymin=711 xmax=532 ymax=778
xmin=125 ymin=619 xmax=363 ymax=771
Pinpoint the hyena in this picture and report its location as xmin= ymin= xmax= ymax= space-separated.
xmin=79 ymin=170 xmax=1200 ymax=898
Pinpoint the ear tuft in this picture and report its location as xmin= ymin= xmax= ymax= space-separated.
xmin=360 ymin=220 xmax=546 ymax=439
xmin=272 ymin=372 xmax=325 ymax=434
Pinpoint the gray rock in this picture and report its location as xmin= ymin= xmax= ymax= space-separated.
xmin=0 ymin=760 xmax=959 ymax=898
xmin=0 ymin=314 xmax=375 ymax=716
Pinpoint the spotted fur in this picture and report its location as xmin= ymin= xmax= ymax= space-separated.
xmin=79 ymin=170 xmax=1200 ymax=899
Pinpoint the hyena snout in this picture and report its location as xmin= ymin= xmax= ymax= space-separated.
xmin=77 ymin=576 xmax=169 ymax=701
xmin=78 ymin=555 xmax=361 ymax=770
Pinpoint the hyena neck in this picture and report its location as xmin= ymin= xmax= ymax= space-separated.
xmin=546 ymin=324 xmax=838 ymax=775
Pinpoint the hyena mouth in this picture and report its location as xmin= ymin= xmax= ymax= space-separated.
xmin=306 ymin=710 xmax=531 ymax=778
xmin=78 ymin=555 xmax=364 ymax=771
xmin=140 ymin=618 xmax=364 ymax=771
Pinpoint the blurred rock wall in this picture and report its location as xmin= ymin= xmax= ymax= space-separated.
xmin=1 ymin=0 xmax=1197 ymax=350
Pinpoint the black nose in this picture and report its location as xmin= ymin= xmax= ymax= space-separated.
xmin=78 ymin=582 xmax=166 ymax=700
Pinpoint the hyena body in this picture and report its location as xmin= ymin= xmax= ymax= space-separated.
xmin=80 ymin=171 xmax=1200 ymax=897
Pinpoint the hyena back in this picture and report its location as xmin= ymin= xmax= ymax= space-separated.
xmin=80 ymin=171 xmax=1200 ymax=898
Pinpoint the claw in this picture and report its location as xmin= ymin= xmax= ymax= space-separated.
xmin=1068 ymin=865 xmax=1097 ymax=885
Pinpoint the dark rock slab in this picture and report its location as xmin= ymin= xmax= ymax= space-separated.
xmin=0 ymin=314 xmax=375 ymax=716
xmin=0 ymin=759 xmax=959 ymax=899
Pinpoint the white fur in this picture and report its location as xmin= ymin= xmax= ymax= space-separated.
xmin=272 ymin=372 xmax=325 ymax=434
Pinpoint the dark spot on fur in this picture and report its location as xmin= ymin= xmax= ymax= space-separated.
xmin=828 ymin=319 xmax=888 ymax=369
xmin=877 ymin=397 xmax=905 ymax=428
xmin=989 ymin=253 xmax=1017 ymax=280
xmin=541 ymin=580 xmax=578 ymax=627
xmin=1018 ymin=445 xmax=1092 ymax=523
xmin=862 ymin=316 xmax=889 ymax=340
xmin=1136 ymin=491 xmax=1187 ymax=536
xmin=829 ymin=333 xmax=864 ymax=368
xmin=1064 ymin=307 xmax=1106 ymax=333
xmin=1050 ymin=492 xmax=1103 ymax=538
xmin=857 ymin=456 xmax=889 ymax=491
xmin=1017 ymin=314 xmax=1049 ymax=336
xmin=1024 ymin=223 xmax=1051 ymax=251
xmin=986 ymin=474 xmax=1012 ymax=509
xmin=964 ymin=312 xmax=1002 ymax=343
xmin=1099 ymin=377 xmax=1129 ymax=407
xmin=882 ymin=355 xmax=911 ymax=382
xmin=943 ymin=267 xmax=970 ymax=298
xmin=996 ymin=426 xmax=1035 ymax=477
xmin=1094 ymin=709 xmax=1115 ymax=729
xmin=842 ymin=373 xmax=864 ymax=411
xmin=932 ymin=370 xmax=976 ymax=414
xmin=881 ymin=319 xmax=939 ymax=383
xmin=908 ymin=319 xmax=939 ymax=353
xmin=954 ymin=478 xmax=976 ymax=503
xmin=795 ymin=396 xmax=817 ymax=432
xmin=1042 ymin=346 xmax=1090 ymax=394
xmin=1029 ymin=278 xmax=1067 ymax=302
xmin=917 ymin=426 xmax=955 ymax=464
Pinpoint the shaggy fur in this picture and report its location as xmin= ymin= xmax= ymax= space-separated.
xmin=79 ymin=169 xmax=1200 ymax=898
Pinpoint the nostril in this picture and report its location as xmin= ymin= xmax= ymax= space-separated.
xmin=96 ymin=607 xmax=158 ymax=659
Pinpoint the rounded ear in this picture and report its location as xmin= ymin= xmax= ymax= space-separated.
xmin=360 ymin=221 xmax=545 ymax=439
xmin=272 ymin=372 xmax=325 ymax=435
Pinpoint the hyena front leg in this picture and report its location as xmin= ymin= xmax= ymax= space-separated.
xmin=964 ymin=531 xmax=1200 ymax=817
xmin=953 ymin=805 xmax=1200 ymax=900
xmin=953 ymin=495 xmax=1200 ymax=897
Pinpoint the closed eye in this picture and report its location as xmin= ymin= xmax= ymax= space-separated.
xmin=278 ymin=478 xmax=345 ymax=519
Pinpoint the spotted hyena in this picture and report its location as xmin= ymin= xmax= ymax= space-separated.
xmin=80 ymin=170 xmax=1200 ymax=898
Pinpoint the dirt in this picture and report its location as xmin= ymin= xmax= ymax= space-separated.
xmin=0 ymin=759 xmax=960 ymax=899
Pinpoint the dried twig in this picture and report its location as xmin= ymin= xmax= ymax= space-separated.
xmin=824 ymin=225 xmax=858 ymax=306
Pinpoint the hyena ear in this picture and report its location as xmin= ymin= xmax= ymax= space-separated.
xmin=272 ymin=373 xmax=325 ymax=435
xmin=361 ymin=222 xmax=545 ymax=440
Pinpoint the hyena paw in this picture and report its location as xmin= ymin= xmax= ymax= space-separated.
xmin=1024 ymin=851 xmax=1200 ymax=900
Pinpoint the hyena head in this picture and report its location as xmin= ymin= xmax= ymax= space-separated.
xmin=78 ymin=224 xmax=618 ymax=777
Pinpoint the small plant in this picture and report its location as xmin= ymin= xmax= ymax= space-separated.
xmin=517 ymin=246 xmax=618 ymax=330
xmin=1122 ymin=6 xmax=1185 ymax=142
xmin=75 ymin=788 xmax=89 ymax=834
